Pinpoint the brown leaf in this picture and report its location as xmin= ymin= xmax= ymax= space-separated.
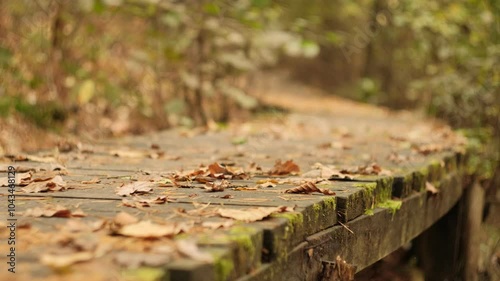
xmin=32 ymin=171 xmax=58 ymax=182
xmin=117 ymin=221 xmax=179 ymax=238
xmin=218 ymin=206 xmax=290 ymax=222
xmin=328 ymin=172 xmax=355 ymax=181
xmin=269 ymin=160 xmax=300 ymax=176
xmin=194 ymin=176 xmax=214 ymax=184
xmin=59 ymin=220 xmax=92 ymax=233
xmin=340 ymin=163 xmax=390 ymax=176
xmin=201 ymin=220 xmax=234 ymax=229
xmin=122 ymin=199 xmax=148 ymax=208
xmin=413 ymin=143 xmax=444 ymax=155
xmin=234 ymin=186 xmax=257 ymax=191
xmin=22 ymin=205 xmax=82 ymax=218
xmin=122 ymin=196 xmax=169 ymax=208
xmin=425 ymin=182 xmax=439 ymax=195
xmin=388 ymin=152 xmax=410 ymax=164
xmin=71 ymin=209 xmax=87 ymax=217
xmin=21 ymin=175 xmax=67 ymax=193
xmin=205 ymin=179 xmax=231 ymax=192
xmin=113 ymin=212 xmax=139 ymax=226
xmin=0 ymin=172 xmax=32 ymax=187
xmin=110 ymin=149 xmax=148 ymax=158
xmin=81 ymin=177 xmax=101 ymax=184
xmin=207 ymin=162 xmax=248 ymax=179
xmin=208 ymin=162 xmax=227 ymax=175
xmin=26 ymin=155 xmax=58 ymax=163
xmin=255 ymin=180 xmax=277 ymax=188
xmin=176 ymin=240 xmax=213 ymax=262
xmin=285 ymin=182 xmax=336 ymax=195
xmin=116 ymin=181 xmax=153 ymax=196
xmin=40 ymin=252 xmax=94 ymax=268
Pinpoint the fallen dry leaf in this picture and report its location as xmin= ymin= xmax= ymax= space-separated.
xmin=201 ymin=220 xmax=234 ymax=229
xmin=0 ymin=172 xmax=32 ymax=187
xmin=208 ymin=162 xmax=227 ymax=175
xmin=269 ymin=160 xmax=300 ymax=176
xmin=207 ymin=162 xmax=248 ymax=179
xmin=194 ymin=176 xmax=215 ymax=184
xmin=413 ymin=143 xmax=444 ymax=155
xmin=81 ymin=177 xmax=101 ymax=184
xmin=234 ymin=186 xmax=257 ymax=191
xmin=40 ymin=252 xmax=94 ymax=268
xmin=425 ymin=181 xmax=439 ymax=195
xmin=59 ymin=219 xmax=92 ymax=233
xmin=117 ymin=221 xmax=179 ymax=238
xmin=205 ymin=179 xmax=231 ymax=192
xmin=218 ymin=206 xmax=291 ymax=222
xmin=122 ymin=199 xmax=149 ymax=208
xmin=388 ymin=152 xmax=410 ymax=164
xmin=110 ymin=149 xmax=148 ymax=158
xmin=285 ymin=182 xmax=336 ymax=195
xmin=116 ymin=181 xmax=153 ymax=196
xmin=122 ymin=196 xmax=170 ymax=208
xmin=23 ymin=205 xmax=85 ymax=218
xmin=113 ymin=212 xmax=139 ymax=226
xmin=255 ymin=180 xmax=277 ymax=188
xmin=339 ymin=163 xmax=391 ymax=176
xmin=176 ymin=240 xmax=213 ymax=262
xmin=26 ymin=155 xmax=58 ymax=163
xmin=21 ymin=175 xmax=67 ymax=193
xmin=31 ymin=171 xmax=59 ymax=182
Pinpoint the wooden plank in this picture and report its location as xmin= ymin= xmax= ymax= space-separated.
xmin=239 ymin=171 xmax=464 ymax=281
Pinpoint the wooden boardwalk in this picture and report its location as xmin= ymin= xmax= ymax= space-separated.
xmin=0 ymin=98 xmax=469 ymax=281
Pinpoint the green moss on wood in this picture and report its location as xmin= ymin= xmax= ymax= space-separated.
xmin=323 ymin=196 xmax=336 ymax=210
xmin=228 ymin=226 xmax=258 ymax=260
xmin=312 ymin=202 xmax=322 ymax=222
xmin=120 ymin=267 xmax=166 ymax=281
xmin=376 ymin=177 xmax=394 ymax=203
xmin=214 ymin=257 xmax=234 ymax=281
xmin=378 ymin=199 xmax=402 ymax=216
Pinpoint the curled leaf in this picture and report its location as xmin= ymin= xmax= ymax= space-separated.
xmin=218 ymin=206 xmax=291 ymax=222
xmin=269 ymin=160 xmax=300 ymax=176
xmin=205 ymin=179 xmax=231 ymax=192
xmin=116 ymin=181 xmax=153 ymax=196
xmin=23 ymin=205 xmax=85 ymax=218
xmin=21 ymin=175 xmax=67 ymax=193
xmin=40 ymin=252 xmax=94 ymax=268
xmin=285 ymin=182 xmax=335 ymax=195
xmin=117 ymin=221 xmax=180 ymax=238
xmin=81 ymin=177 xmax=101 ymax=184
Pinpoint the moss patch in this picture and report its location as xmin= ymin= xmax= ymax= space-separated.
xmin=364 ymin=208 xmax=374 ymax=216
xmin=323 ymin=196 xmax=336 ymax=210
xmin=378 ymin=199 xmax=402 ymax=216
xmin=214 ymin=257 xmax=234 ymax=281
xmin=120 ymin=267 xmax=166 ymax=281
xmin=228 ymin=226 xmax=258 ymax=259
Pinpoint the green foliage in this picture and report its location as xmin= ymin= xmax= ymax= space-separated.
xmin=0 ymin=96 xmax=66 ymax=129
xmin=0 ymin=0 xmax=320 ymax=127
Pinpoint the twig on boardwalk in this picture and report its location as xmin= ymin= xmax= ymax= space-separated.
xmin=338 ymin=221 xmax=354 ymax=234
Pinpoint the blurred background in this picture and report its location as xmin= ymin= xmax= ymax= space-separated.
xmin=0 ymin=0 xmax=498 ymax=279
